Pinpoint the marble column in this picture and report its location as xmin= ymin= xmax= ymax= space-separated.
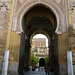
xmin=2 ymin=50 xmax=9 ymax=75
xmin=67 ymin=51 xmax=74 ymax=75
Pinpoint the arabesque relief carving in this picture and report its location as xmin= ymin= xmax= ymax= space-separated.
xmin=0 ymin=2 xmax=10 ymax=13
xmin=11 ymin=0 xmax=68 ymax=34
xmin=19 ymin=0 xmax=24 ymax=4
xmin=55 ymin=0 xmax=61 ymax=4
xmin=68 ymin=0 xmax=75 ymax=13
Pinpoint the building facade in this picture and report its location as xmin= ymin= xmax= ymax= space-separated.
xmin=32 ymin=38 xmax=48 ymax=58
xmin=0 ymin=0 xmax=75 ymax=75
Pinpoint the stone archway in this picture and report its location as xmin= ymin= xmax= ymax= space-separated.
xmin=10 ymin=0 xmax=68 ymax=75
xmin=11 ymin=0 xmax=68 ymax=34
xmin=17 ymin=5 xmax=59 ymax=74
xmin=30 ymin=30 xmax=51 ymax=46
xmin=39 ymin=58 xmax=45 ymax=67
xmin=3 ymin=0 xmax=69 ymax=75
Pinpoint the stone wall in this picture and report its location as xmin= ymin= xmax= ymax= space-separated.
xmin=59 ymin=65 xmax=67 ymax=75
xmin=8 ymin=63 xmax=19 ymax=73
xmin=73 ymin=65 xmax=75 ymax=75
xmin=0 ymin=0 xmax=11 ymax=68
xmin=4 ymin=0 xmax=21 ymax=63
xmin=0 ymin=0 xmax=21 ymax=74
xmin=58 ymin=32 xmax=69 ymax=65
xmin=68 ymin=0 xmax=75 ymax=65
xmin=58 ymin=32 xmax=69 ymax=74
xmin=0 ymin=0 xmax=12 ymax=73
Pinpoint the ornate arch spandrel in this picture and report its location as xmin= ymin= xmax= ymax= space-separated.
xmin=11 ymin=0 xmax=67 ymax=34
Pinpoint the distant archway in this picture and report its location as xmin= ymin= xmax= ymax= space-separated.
xmin=39 ymin=58 xmax=45 ymax=67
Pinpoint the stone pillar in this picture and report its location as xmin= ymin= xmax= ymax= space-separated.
xmin=54 ymin=33 xmax=59 ymax=75
xmin=49 ymin=38 xmax=55 ymax=69
xmin=48 ymin=45 xmax=51 ymax=69
xmin=29 ymin=45 xmax=31 ymax=66
xmin=24 ymin=39 xmax=31 ymax=69
xmin=67 ymin=51 xmax=74 ymax=75
xmin=48 ymin=44 xmax=54 ymax=70
xmin=18 ymin=33 xmax=25 ymax=75
xmin=51 ymin=45 xmax=54 ymax=69
xmin=2 ymin=50 xmax=9 ymax=75
xmin=26 ymin=45 xmax=31 ymax=67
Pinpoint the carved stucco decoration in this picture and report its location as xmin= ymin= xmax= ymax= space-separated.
xmin=68 ymin=1 xmax=75 ymax=30
xmin=19 ymin=0 xmax=24 ymax=4
xmin=0 ymin=2 xmax=10 ymax=13
xmin=11 ymin=0 xmax=68 ymax=34
xmin=68 ymin=0 xmax=75 ymax=13
xmin=55 ymin=0 xmax=61 ymax=4
xmin=0 ymin=2 xmax=11 ymax=29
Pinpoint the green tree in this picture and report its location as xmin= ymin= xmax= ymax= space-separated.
xmin=31 ymin=52 xmax=39 ymax=65
xmin=45 ymin=56 xmax=48 ymax=63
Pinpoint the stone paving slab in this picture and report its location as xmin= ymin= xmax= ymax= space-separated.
xmin=0 ymin=71 xmax=54 ymax=75
xmin=24 ymin=71 xmax=54 ymax=75
xmin=25 ymin=71 xmax=45 ymax=75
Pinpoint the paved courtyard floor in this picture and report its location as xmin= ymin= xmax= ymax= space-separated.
xmin=24 ymin=71 xmax=54 ymax=75
xmin=0 ymin=71 xmax=54 ymax=75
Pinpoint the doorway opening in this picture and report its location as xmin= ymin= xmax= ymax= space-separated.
xmin=18 ymin=4 xmax=59 ymax=75
xmin=31 ymin=34 xmax=49 ymax=71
